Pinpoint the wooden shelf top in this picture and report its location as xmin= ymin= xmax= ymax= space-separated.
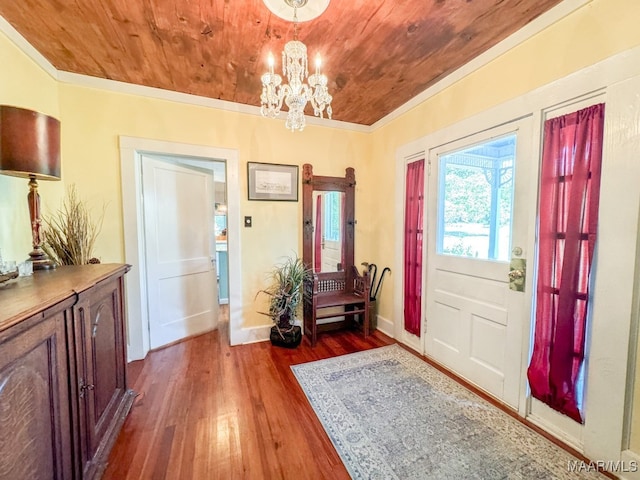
xmin=0 ymin=263 xmax=129 ymax=333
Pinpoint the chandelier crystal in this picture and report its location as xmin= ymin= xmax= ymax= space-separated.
xmin=260 ymin=1 xmax=332 ymax=132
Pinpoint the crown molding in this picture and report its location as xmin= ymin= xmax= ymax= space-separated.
xmin=0 ymin=0 xmax=591 ymax=134
xmin=0 ymin=16 xmax=58 ymax=80
xmin=369 ymin=0 xmax=592 ymax=131
xmin=56 ymin=70 xmax=371 ymax=133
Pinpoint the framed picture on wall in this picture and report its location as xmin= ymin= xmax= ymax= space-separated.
xmin=247 ymin=162 xmax=299 ymax=201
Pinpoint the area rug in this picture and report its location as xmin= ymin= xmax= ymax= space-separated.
xmin=291 ymin=345 xmax=604 ymax=479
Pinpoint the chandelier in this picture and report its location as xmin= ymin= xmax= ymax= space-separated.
xmin=260 ymin=0 xmax=332 ymax=132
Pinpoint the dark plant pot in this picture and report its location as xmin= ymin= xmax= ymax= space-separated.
xmin=270 ymin=325 xmax=302 ymax=348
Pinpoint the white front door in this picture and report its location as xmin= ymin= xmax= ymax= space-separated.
xmin=424 ymin=117 xmax=533 ymax=408
xmin=142 ymin=155 xmax=219 ymax=349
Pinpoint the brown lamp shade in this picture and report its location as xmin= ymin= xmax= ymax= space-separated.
xmin=0 ymin=105 xmax=61 ymax=180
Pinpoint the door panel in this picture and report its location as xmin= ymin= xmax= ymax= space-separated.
xmin=430 ymin=267 xmax=509 ymax=399
xmin=425 ymin=118 xmax=533 ymax=408
xmin=322 ymin=240 xmax=342 ymax=271
xmin=142 ymin=155 xmax=218 ymax=349
xmin=74 ymin=278 xmax=128 ymax=477
xmin=0 ymin=311 xmax=72 ymax=480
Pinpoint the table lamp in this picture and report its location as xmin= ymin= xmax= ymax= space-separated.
xmin=0 ymin=105 xmax=61 ymax=270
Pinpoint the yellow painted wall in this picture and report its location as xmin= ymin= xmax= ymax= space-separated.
xmin=0 ymin=23 xmax=370 ymax=331
xmin=4 ymin=0 xmax=640 ymax=444
xmin=0 ymin=31 xmax=61 ymax=262
xmin=365 ymin=0 xmax=640 ymax=321
xmin=57 ymin=83 xmax=369 ymax=328
xmin=361 ymin=0 xmax=640 ymax=452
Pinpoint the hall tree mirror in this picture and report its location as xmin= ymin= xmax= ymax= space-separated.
xmin=302 ymin=164 xmax=355 ymax=275
xmin=311 ymin=190 xmax=345 ymax=273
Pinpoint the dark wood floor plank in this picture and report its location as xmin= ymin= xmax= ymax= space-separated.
xmin=103 ymin=312 xmax=393 ymax=479
xmin=104 ymin=306 xmax=615 ymax=479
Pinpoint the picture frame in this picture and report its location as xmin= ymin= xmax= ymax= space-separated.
xmin=247 ymin=162 xmax=299 ymax=201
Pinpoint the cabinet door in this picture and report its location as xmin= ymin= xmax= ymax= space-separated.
xmin=0 ymin=310 xmax=72 ymax=480
xmin=74 ymin=277 xmax=127 ymax=478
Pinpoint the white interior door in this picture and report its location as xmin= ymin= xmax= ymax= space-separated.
xmin=424 ymin=117 xmax=533 ymax=409
xmin=142 ymin=155 xmax=219 ymax=349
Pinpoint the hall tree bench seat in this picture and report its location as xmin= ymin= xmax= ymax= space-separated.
xmin=304 ymin=266 xmax=371 ymax=346
xmin=0 ymin=264 xmax=135 ymax=480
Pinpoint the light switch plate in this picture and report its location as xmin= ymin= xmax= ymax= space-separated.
xmin=244 ymin=216 xmax=252 ymax=227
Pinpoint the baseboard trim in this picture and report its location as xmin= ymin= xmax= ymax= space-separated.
xmin=376 ymin=314 xmax=395 ymax=338
xmin=239 ymin=325 xmax=272 ymax=344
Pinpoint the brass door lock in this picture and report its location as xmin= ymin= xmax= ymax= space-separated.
xmin=509 ymin=257 xmax=526 ymax=292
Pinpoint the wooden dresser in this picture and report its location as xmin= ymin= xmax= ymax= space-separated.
xmin=0 ymin=264 xmax=135 ymax=480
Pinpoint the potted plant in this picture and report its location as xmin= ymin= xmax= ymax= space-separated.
xmin=257 ymin=255 xmax=311 ymax=348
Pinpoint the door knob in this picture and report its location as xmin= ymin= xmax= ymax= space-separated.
xmin=508 ymin=269 xmax=524 ymax=280
xmin=509 ymin=257 xmax=526 ymax=292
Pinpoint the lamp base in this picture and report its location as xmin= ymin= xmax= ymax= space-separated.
xmin=29 ymin=248 xmax=57 ymax=271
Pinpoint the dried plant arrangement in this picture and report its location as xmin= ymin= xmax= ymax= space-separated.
xmin=41 ymin=185 xmax=105 ymax=266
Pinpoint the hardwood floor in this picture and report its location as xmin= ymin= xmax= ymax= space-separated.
xmin=103 ymin=310 xmax=395 ymax=479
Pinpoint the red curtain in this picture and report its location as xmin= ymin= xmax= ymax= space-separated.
xmin=314 ymin=194 xmax=322 ymax=273
xmin=527 ymin=103 xmax=605 ymax=423
xmin=340 ymin=193 xmax=345 ymax=271
xmin=404 ymin=159 xmax=425 ymax=335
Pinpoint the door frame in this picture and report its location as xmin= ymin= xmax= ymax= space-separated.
xmin=394 ymin=152 xmax=428 ymax=353
xmin=120 ymin=136 xmax=242 ymax=361
xmin=396 ymin=113 xmax=544 ymax=418
xmin=395 ymin=45 xmax=640 ymax=464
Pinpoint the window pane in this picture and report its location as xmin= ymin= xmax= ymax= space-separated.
xmin=437 ymin=134 xmax=516 ymax=261
xmin=323 ymin=191 xmax=341 ymax=242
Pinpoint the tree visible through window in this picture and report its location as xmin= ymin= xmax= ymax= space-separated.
xmin=437 ymin=134 xmax=516 ymax=262
xmin=323 ymin=191 xmax=341 ymax=242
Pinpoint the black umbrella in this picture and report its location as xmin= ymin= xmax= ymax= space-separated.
xmin=368 ymin=263 xmax=378 ymax=300
xmin=372 ymin=267 xmax=391 ymax=300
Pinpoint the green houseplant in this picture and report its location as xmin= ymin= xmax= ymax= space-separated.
xmin=257 ymin=255 xmax=311 ymax=348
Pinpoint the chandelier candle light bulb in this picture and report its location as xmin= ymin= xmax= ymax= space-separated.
xmin=259 ymin=0 xmax=333 ymax=132
xmin=268 ymin=52 xmax=275 ymax=74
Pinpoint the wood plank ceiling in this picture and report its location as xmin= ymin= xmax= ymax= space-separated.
xmin=0 ymin=0 xmax=563 ymax=126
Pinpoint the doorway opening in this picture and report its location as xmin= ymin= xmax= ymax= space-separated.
xmin=120 ymin=137 xmax=242 ymax=361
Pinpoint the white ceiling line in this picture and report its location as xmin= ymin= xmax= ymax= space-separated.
xmin=0 ymin=0 xmax=591 ymax=134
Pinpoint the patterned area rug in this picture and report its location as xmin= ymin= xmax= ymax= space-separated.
xmin=291 ymin=345 xmax=604 ymax=479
